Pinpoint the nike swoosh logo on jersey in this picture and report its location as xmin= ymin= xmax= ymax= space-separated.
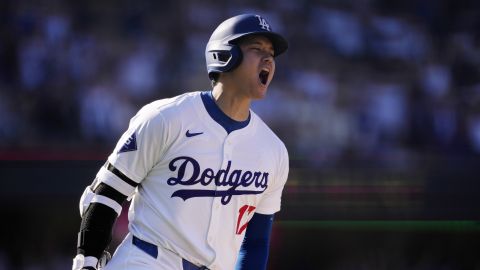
xmin=185 ymin=130 xmax=203 ymax=137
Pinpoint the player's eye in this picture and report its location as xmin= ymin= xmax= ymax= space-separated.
xmin=251 ymin=47 xmax=273 ymax=56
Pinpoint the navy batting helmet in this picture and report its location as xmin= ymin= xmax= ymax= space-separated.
xmin=205 ymin=14 xmax=288 ymax=80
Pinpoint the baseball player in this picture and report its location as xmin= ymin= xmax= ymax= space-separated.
xmin=72 ymin=14 xmax=289 ymax=270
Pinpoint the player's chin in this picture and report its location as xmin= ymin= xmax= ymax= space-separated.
xmin=252 ymin=85 xmax=269 ymax=99
xmin=248 ymin=75 xmax=270 ymax=99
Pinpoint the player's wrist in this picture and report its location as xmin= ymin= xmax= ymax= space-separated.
xmin=72 ymin=254 xmax=98 ymax=270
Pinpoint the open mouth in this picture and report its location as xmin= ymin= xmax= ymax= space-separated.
xmin=259 ymin=70 xmax=269 ymax=85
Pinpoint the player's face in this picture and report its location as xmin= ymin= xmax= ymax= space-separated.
xmin=234 ymin=35 xmax=276 ymax=99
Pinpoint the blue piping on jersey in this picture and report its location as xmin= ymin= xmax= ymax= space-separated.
xmin=201 ymin=91 xmax=250 ymax=134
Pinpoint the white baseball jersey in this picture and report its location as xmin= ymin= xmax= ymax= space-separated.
xmin=94 ymin=91 xmax=289 ymax=270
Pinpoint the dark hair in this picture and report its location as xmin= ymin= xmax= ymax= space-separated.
xmin=210 ymin=73 xmax=219 ymax=87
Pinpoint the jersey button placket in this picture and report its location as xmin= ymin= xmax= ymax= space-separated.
xmin=206 ymin=137 xmax=231 ymax=257
xmin=209 ymin=139 xmax=231 ymax=238
xmin=223 ymin=138 xmax=232 ymax=164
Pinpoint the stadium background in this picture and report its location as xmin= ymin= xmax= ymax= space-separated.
xmin=1 ymin=0 xmax=480 ymax=269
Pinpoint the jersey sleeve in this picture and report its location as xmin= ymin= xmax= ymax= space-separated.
xmin=93 ymin=105 xmax=168 ymax=196
xmin=255 ymin=145 xmax=289 ymax=215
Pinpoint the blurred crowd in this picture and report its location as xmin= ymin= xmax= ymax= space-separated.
xmin=1 ymin=0 xmax=480 ymax=165
xmin=1 ymin=1 xmax=480 ymax=269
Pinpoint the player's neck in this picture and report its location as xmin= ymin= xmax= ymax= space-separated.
xmin=211 ymin=85 xmax=251 ymax=122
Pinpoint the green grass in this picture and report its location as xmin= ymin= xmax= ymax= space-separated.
xmin=276 ymin=220 xmax=480 ymax=232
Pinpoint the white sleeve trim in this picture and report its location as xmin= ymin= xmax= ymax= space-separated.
xmin=91 ymin=194 xmax=123 ymax=216
xmin=96 ymin=166 xmax=137 ymax=198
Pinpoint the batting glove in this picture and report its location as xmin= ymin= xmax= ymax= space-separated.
xmin=72 ymin=251 xmax=111 ymax=270
xmin=72 ymin=254 xmax=97 ymax=270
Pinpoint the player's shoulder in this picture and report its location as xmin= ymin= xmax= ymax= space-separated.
xmin=131 ymin=91 xmax=200 ymax=124
xmin=141 ymin=91 xmax=199 ymax=114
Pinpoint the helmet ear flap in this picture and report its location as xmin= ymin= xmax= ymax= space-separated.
xmin=206 ymin=43 xmax=243 ymax=80
xmin=226 ymin=44 xmax=243 ymax=71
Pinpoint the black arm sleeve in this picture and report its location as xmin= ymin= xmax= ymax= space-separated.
xmin=77 ymin=183 xmax=128 ymax=258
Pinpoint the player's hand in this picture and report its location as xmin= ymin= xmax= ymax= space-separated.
xmin=72 ymin=251 xmax=111 ymax=270
xmin=97 ymin=251 xmax=111 ymax=269
xmin=72 ymin=254 xmax=96 ymax=270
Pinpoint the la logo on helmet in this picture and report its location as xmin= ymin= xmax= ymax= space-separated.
xmin=255 ymin=15 xmax=270 ymax=31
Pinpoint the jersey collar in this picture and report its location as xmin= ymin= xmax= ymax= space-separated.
xmin=200 ymin=91 xmax=250 ymax=134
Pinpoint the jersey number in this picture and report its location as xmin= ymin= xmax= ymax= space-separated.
xmin=235 ymin=205 xmax=256 ymax=235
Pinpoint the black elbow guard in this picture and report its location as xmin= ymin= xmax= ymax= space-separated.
xmin=77 ymin=203 xmax=117 ymax=258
